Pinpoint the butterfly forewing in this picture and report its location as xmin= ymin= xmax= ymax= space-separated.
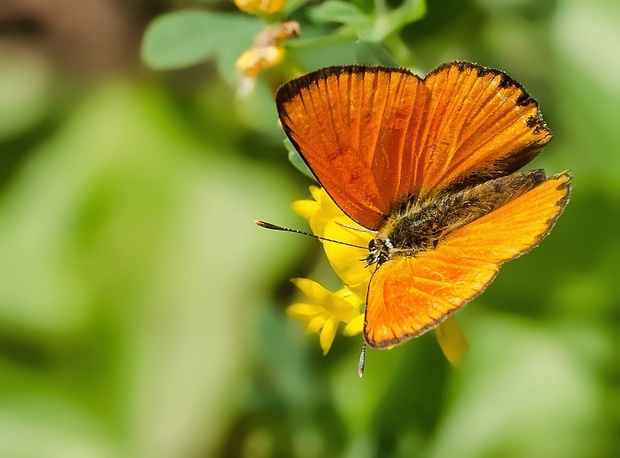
xmin=419 ymin=62 xmax=552 ymax=192
xmin=276 ymin=62 xmax=552 ymax=230
xmin=277 ymin=66 xmax=429 ymax=229
xmin=364 ymin=171 xmax=571 ymax=348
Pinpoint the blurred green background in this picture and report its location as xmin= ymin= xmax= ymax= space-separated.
xmin=0 ymin=0 xmax=619 ymax=456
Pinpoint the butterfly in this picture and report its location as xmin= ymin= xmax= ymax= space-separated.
xmin=274 ymin=62 xmax=571 ymax=349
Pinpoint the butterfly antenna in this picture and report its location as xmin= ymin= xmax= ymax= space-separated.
xmin=357 ymin=342 xmax=367 ymax=378
xmin=335 ymin=221 xmax=376 ymax=234
xmin=255 ymin=220 xmax=366 ymax=249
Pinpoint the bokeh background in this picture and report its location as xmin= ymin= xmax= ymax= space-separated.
xmin=0 ymin=0 xmax=619 ymax=456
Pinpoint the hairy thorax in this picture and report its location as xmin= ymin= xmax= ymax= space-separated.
xmin=364 ymin=170 xmax=547 ymax=267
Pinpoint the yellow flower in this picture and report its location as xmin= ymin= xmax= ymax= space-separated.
xmin=287 ymin=278 xmax=364 ymax=354
xmin=433 ymin=317 xmax=470 ymax=367
xmin=289 ymin=186 xmax=470 ymax=365
xmin=234 ymin=21 xmax=300 ymax=96
xmin=234 ymin=0 xmax=285 ymax=15
xmin=236 ymin=46 xmax=285 ymax=78
xmin=292 ymin=186 xmax=372 ymax=296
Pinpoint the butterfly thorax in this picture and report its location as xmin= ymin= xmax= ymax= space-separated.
xmin=364 ymin=170 xmax=548 ymax=267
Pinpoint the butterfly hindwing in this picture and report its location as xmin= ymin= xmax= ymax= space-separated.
xmin=364 ymin=171 xmax=571 ymax=348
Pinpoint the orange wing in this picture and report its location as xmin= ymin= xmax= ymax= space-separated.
xmin=364 ymin=171 xmax=571 ymax=348
xmin=276 ymin=63 xmax=551 ymax=230
xmin=417 ymin=62 xmax=551 ymax=192
xmin=277 ymin=66 xmax=428 ymax=229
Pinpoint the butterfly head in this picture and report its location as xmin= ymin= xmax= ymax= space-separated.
xmin=364 ymin=236 xmax=393 ymax=267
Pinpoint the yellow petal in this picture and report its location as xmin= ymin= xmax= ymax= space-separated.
xmin=343 ymin=313 xmax=364 ymax=336
xmin=307 ymin=315 xmax=326 ymax=334
xmin=323 ymin=297 xmax=360 ymax=324
xmin=235 ymin=0 xmax=285 ymax=15
xmin=335 ymin=287 xmax=365 ymax=309
xmin=235 ymin=46 xmax=284 ymax=78
xmin=309 ymin=185 xmax=321 ymax=201
xmin=291 ymin=278 xmax=359 ymax=322
xmin=320 ymin=317 xmax=338 ymax=355
xmin=291 ymin=198 xmax=318 ymax=220
xmin=434 ymin=316 xmax=470 ymax=367
xmin=322 ymin=217 xmax=373 ymax=287
xmin=291 ymin=278 xmax=322 ymax=301
xmin=286 ymin=303 xmax=322 ymax=320
xmin=308 ymin=188 xmax=349 ymax=236
xmin=346 ymin=279 xmax=370 ymax=302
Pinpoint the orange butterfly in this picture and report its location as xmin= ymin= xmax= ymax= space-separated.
xmin=275 ymin=62 xmax=571 ymax=349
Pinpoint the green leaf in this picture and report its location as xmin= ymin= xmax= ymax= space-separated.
xmin=428 ymin=316 xmax=602 ymax=457
xmin=308 ymin=0 xmax=370 ymax=26
xmin=357 ymin=0 xmax=426 ymax=41
xmin=0 ymin=52 xmax=54 ymax=141
xmin=283 ymin=0 xmax=309 ymax=16
xmin=306 ymin=0 xmax=426 ymax=43
xmin=353 ymin=39 xmax=400 ymax=66
xmin=287 ymin=34 xmax=360 ymax=70
xmin=141 ymin=10 xmax=262 ymax=78
xmin=284 ymin=138 xmax=315 ymax=180
xmin=0 ymin=80 xmax=305 ymax=455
